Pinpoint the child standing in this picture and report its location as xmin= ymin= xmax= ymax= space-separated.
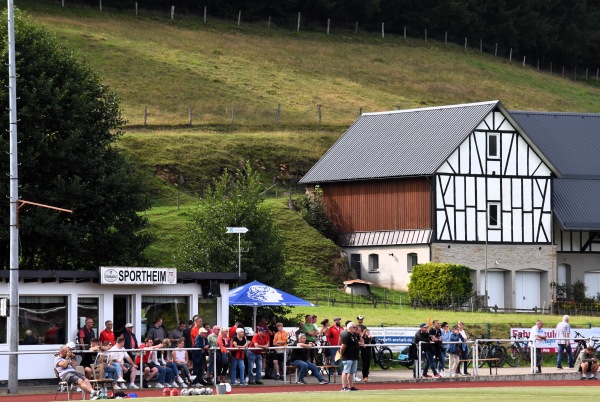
xmin=447 ymin=325 xmax=464 ymax=377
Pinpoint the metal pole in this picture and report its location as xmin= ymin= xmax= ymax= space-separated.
xmin=238 ymin=233 xmax=241 ymax=278
xmin=7 ymin=0 xmax=20 ymax=393
xmin=485 ymin=211 xmax=488 ymax=309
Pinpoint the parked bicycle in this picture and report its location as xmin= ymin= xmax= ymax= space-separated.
xmin=476 ymin=334 xmax=507 ymax=367
xmin=366 ymin=338 xmax=393 ymax=370
xmin=505 ymin=334 xmax=531 ymax=367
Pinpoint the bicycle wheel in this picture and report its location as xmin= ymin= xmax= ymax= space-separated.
xmin=505 ymin=346 xmax=520 ymax=367
xmin=478 ymin=345 xmax=489 ymax=368
xmin=378 ymin=347 xmax=393 ymax=370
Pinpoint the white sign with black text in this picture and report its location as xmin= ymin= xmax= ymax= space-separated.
xmin=100 ymin=266 xmax=177 ymax=285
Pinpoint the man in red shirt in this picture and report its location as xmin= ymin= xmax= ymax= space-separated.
xmin=189 ymin=316 xmax=203 ymax=344
xmin=99 ymin=320 xmax=115 ymax=347
xmin=247 ymin=327 xmax=269 ymax=384
xmin=326 ymin=317 xmax=344 ymax=375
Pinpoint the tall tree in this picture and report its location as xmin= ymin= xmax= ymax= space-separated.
xmin=177 ymin=162 xmax=289 ymax=291
xmin=0 ymin=10 xmax=152 ymax=270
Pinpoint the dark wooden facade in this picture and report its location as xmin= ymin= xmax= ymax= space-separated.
xmin=321 ymin=177 xmax=432 ymax=233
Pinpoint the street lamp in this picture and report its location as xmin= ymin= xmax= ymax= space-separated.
xmin=226 ymin=226 xmax=248 ymax=277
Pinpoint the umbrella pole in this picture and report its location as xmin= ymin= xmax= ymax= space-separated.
xmin=253 ymin=306 xmax=257 ymax=330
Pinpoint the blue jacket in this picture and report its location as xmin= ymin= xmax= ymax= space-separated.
xmin=447 ymin=332 xmax=464 ymax=354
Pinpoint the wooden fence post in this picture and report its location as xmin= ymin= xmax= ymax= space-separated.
xmin=403 ymin=26 xmax=406 ymax=40
xmin=276 ymin=103 xmax=280 ymax=125
xmin=445 ymin=31 xmax=447 ymax=46
xmin=204 ymin=6 xmax=207 ymax=23
xmin=550 ymin=62 xmax=553 ymax=75
xmin=509 ymin=48 xmax=512 ymax=62
xmin=317 ymin=104 xmax=322 ymax=128
xmin=480 ymin=38 xmax=482 ymax=52
xmin=562 ymin=66 xmax=564 ymax=78
xmin=297 ymin=12 xmax=301 ymax=33
xmin=495 ymin=43 xmax=497 ymax=56
xmin=327 ymin=19 xmax=330 ymax=35
xmin=135 ymin=2 xmax=138 ymax=17
xmin=238 ymin=10 xmax=241 ymax=26
xmin=586 ymin=67 xmax=588 ymax=81
xmin=268 ymin=16 xmax=271 ymax=29
xmin=99 ymin=0 xmax=102 ymax=12
xmin=62 ymin=0 xmax=65 ymax=7
xmin=143 ymin=106 xmax=147 ymax=126
xmin=359 ymin=107 xmax=362 ymax=116
xmin=171 ymin=6 xmax=175 ymax=20
xmin=596 ymin=67 xmax=599 ymax=81
xmin=537 ymin=60 xmax=540 ymax=71
xmin=464 ymin=37 xmax=467 ymax=51
xmin=425 ymin=29 xmax=427 ymax=42
xmin=355 ymin=21 xmax=358 ymax=35
xmin=381 ymin=22 xmax=384 ymax=38
xmin=574 ymin=67 xmax=577 ymax=80
xmin=522 ymin=56 xmax=526 ymax=67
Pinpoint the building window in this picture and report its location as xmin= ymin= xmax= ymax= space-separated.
xmin=20 ymin=296 xmax=68 ymax=345
xmin=77 ymin=297 xmax=99 ymax=337
xmin=407 ymin=253 xmax=418 ymax=273
xmin=488 ymin=133 xmax=500 ymax=159
xmin=487 ymin=202 xmax=501 ymax=228
xmin=198 ymin=298 xmax=217 ymax=328
xmin=142 ymin=296 xmax=189 ymax=339
xmin=368 ymin=254 xmax=379 ymax=273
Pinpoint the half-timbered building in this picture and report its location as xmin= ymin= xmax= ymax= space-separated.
xmin=300 ymin=100 xmax=600 ymax=311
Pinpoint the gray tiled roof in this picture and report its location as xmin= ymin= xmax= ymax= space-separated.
xmin=338 ymin=229 xmax=432 ymax=247
xmin=510 ymin=111 xmax=600 ymax=177
xmin=554 ymin=179 xmax=600 ymax=231
xmin=300 ymin=101 xmax=499 ymax=183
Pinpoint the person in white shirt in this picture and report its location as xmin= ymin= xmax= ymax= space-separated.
xmin=530 ymin=320 xmax=547 ymax=373
xmin=110 ymin=337 xmax=140 ymax=389
xmin=556 ymin=315 xmax=574 ymax=369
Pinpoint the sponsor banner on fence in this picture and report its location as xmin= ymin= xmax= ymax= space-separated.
xmin=510 ymin=327 xmax=600 ymax=353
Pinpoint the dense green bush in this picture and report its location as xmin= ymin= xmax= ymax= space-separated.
xmin=407 ymin=262 xmax=473 ymax=305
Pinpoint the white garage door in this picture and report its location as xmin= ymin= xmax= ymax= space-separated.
xmin=584 ymin=272 xmax=600 ymax=299
xmin=480 ymin=271 xmax=505 ymax=309
xmin=515 ymin=271 xmax=540 ymax=310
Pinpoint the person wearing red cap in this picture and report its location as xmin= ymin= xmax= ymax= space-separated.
xmin=247 ymin=327 xmax=269 ymax=384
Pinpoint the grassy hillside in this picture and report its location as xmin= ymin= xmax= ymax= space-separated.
xmin=17 ymin=2 xmax=600 ymax=292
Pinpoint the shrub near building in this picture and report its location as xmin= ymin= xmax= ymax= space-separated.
xmin=408 ymin=263 xmax=473 ymax=306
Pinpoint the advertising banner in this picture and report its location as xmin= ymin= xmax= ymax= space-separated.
xmin=510 ymin=327 xmax=600 ymax=353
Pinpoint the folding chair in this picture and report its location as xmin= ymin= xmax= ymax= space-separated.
xmin=54 ymin=368 xmax=73 ymax=401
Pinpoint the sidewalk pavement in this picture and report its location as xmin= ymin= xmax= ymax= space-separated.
xmin=0 ymin=364 xmax=584 ymax=398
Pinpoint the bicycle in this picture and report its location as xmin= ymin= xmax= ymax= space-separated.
xmin=372 ymin=338 xmax=394 ymax=370
xmin=476 ymin=334 xmax=507 ymax=368
xmin=505 ymin=334 xmax=531 ymax=367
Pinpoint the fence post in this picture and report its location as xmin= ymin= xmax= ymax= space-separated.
xmin=550 ymin=61 xmax=553 ymax=75
xmin=495 ymin=43 xmax=497 ymax=56
xmin=238 ymin=10 xmax=241 ymax=26
xmin=317 ymin=104 xmax=322 ymax=128
xmin=445 ymin=31 xmax=447 ymax=46
xmin=509 ymin=48 xmax=512 ymax=62
xmin=268 ymin=16 xmax=271 ymax=29
xmin=204 ymin=6 xmax=207 ymax=23
xmin=143 ymin=106 xmax=147 ymax=125
xmin=135 ymin=2 xmax=138 ymax=16
xmin=403 ymin=26 xmax=406 ymax=40
xmin=575 ymin=67 xmax=577 ymax=80
xmin=537 ymin=60 xmax=540 ymax=71
xmin=171 ymin=5 xmax=174 ymax=20
xmin=99 ymin=0 xmax=102 ymax=12
xmin=480 ymin=38 xmax=482 ymax=52
xmin=381 ymin=22 xmax=384 ymax=38
xmin=464 ymin=37 xmax=467 ymax=51
xmin=359 ymin=107 xmax=362 ymax=116
xmin=188 ymin=104 xmax=193 ymax=125
xmin=327 ymin=19 xmax=330 ymax=35
xmin=586 ymin=67 xmax=589 ymax=81
xmin=355 ymin=21 xmax=358 ymax=35
xmin=62 ymin=0 xmax=65 ymax=7
xmin=297 ymin=12 xmax=301 ymax=33
xmin=424 ymin=29 xmax=427 ymax=42
xmin=596 ymin=67 xmax=599 ymax=81
xmin=522 ymin=56 xmax=526 ymax=67
xmin=276 ymin=103 xmax=280 ymax=125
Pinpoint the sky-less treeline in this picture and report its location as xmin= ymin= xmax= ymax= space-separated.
xmin=58 ymin=0 xmax=600 ymax=69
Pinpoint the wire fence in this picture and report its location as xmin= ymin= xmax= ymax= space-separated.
xmin=37 ymin=1 xmax=600 ymax=128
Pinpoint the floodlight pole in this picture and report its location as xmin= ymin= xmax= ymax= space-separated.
xmin=7 ymin=0 xmax=19 ymax=394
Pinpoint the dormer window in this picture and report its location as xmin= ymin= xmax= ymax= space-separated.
xmin=487 ymin=133 xmax=499 ymax=159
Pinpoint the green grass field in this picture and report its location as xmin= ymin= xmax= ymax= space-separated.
xmin=134 ymin=387 xmax=600 ymax=401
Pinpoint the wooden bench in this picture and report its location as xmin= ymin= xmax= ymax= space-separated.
xmin=457 ymin=358 xmax=500 ymax=375
xmin=287 ymin=364 xmax=338 ymax=383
